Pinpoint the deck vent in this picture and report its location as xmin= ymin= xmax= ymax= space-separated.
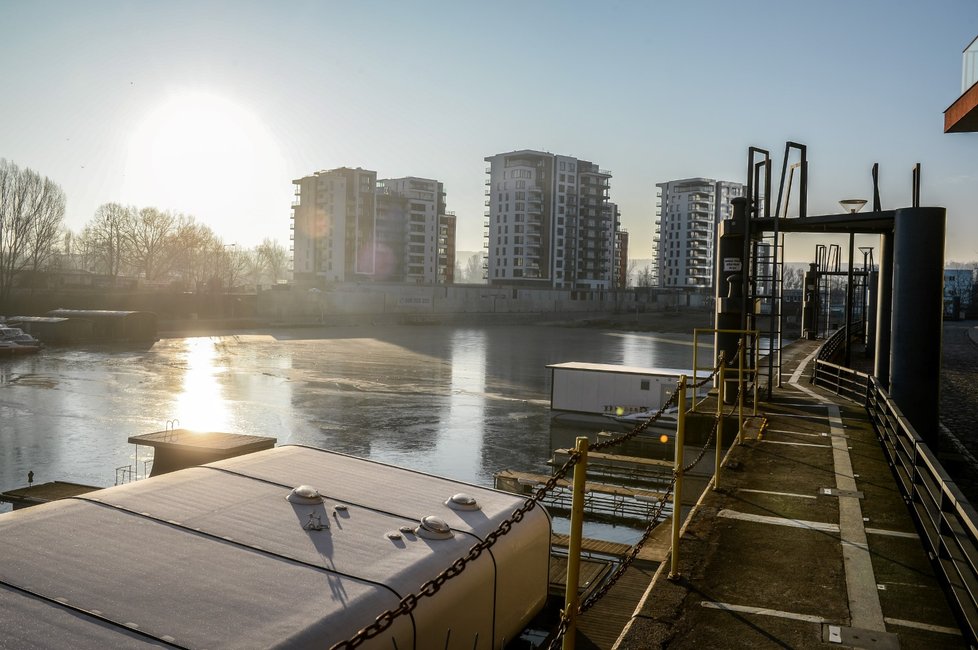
xmin=416 ymin=515 xmax=454 ymax=540
xmin=446 ymin=492 xmax=481 ymax=511
xmin=287 ymin=485 xmax=323 ymax=505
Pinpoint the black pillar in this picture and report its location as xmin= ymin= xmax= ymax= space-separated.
xmin=889 ymin=207 xmax=945 ymax=448
xmin=715 ymin=197 xmax=747 ymax=403
xmin=874 ymin=232 xmax=894 ymax=388
xmin=802 ymin=263 xmax=819 ymax=339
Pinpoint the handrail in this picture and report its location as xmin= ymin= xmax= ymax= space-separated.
xmin=811 ymin=358 xmax=869 ymax=403
xmin=813 ymin=355 xmax=978 ymax=645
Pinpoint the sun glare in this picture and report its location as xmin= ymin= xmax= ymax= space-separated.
xmin=172 ymin=337 xmax=230 ymax=432
xmin=122 ymin=91 xmax=286 ymax=242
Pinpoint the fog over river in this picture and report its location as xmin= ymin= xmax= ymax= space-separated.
xmin=0 ymin=325 xmax=708 ymax=519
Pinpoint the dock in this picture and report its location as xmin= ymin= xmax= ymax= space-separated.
xmin=0 ymin=481 xmax=102 ymax=510
xmin=568 ymin=337 xmax=967 ymax=649
xmin=128 ymin=428 xmax=276 ymax=477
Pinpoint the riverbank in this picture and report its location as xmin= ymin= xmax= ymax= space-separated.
xmin=158 ymin=308 xmax=717 ymax=337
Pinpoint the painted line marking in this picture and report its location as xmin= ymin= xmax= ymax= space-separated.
xmin=718 ymin=508 xmax=840 ymax=533
xmin=884 ymin=617 xmax=962 ymax=635
xmin=738 ymin=488 xmax=817 ymax=500
xmin=790 ymin=346 xmax=820 ymax=384
xmin=701 ymin=600 xmax=827 ymax=624
xmin=761 ymin=439 xmax=832 ymax=448
xmin=865 ymin=527 xmax=919 ymax=539
xmin=767 ymin=413 xmax=829 ymax=420
xmin=766 ymin=428 xmax=830 ymax=437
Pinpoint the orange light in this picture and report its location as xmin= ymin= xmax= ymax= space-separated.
xmin=659 ymin=434 xmax=669 ymax=444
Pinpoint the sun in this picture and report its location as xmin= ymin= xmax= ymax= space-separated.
xmin=122 ymin=90 xmax=287 ymax=244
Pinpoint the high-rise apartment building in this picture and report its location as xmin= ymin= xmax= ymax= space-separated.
xmin=291 ymin=168 xmax=454 ymax=286
xmin=652 ymin=178 xmax=744 ymax=289
xmin=484 ymin=150 xmax=621 ymax=289
xmin=292 ymin=167 xmax=377 ymax=286
xmin=376 ymin=177 xmax=455 ymax=284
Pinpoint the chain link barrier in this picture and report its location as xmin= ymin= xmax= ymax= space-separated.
xmin=547 ymin=390 xmax=740 ymax=650
xmin=333 ymin=354 xmax=733 ymax=650
xmin=330 ymin=450 xmax=584 ymax=650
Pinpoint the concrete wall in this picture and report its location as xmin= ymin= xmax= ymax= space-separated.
xmin=258 ymin=283 xmax=654 ymax=321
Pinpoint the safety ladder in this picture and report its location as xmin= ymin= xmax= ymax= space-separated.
xmin=747 ymin=231 xmax=784 ymax=396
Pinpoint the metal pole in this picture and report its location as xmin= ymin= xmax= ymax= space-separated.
xmin=845 ymin=232 xmax=854 ymax=367
xmin=562 ymin=436 xmax=589 ymax=650
xmin=669 ymin=377 xmax=687 ymax=579
xmin=738 ymin=339 xmax=745 ymax=442
xmin=691 ymin=330 xmax=700 ymax=413
xmin=874 ymin=232 xmax=894 ymax=388
xmin=714 ymin=362 xmax=725 ymax=490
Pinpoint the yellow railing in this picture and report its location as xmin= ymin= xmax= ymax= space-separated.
xmin=691 ymin=328 xmax=759 ymax=427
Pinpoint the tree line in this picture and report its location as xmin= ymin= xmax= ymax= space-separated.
xmin=0 ymin=159 xmax=288 ymax=301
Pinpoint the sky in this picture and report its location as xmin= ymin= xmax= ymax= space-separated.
xmin=2 ymin=1 xmax=977 ymax=264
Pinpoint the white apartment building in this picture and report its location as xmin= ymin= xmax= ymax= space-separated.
xmin=484 ymin=150 xmax=619 ymax=289
xmin=652 ymin=178 xmax=744 ymax=289
xmin=292 ymin=169 xmax=455 ymax=287
xmin=292 ymin=167 xmax=377 ymax=286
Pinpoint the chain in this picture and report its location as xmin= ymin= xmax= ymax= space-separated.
xmin=548 ymin=396 xmax=742 ymax=647
xmin=336 ymin=355 xmax=736 ymax=650
xmin=692 ymin=352 xmax=724 ymax=389
xmin=331 ymin=452 xmax=583 ymax=650
xmin=591 ymin=388 xmax=680 ymax=453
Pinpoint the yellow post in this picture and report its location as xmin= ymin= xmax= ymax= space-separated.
xmin=669 ymin=377 xmax=687 ymax=579
xmin=562 ymin=436 xmax=589 ymax=650
xmin=738 ymin=338 xmax=745 ymax=443
xmin=714 ymin=362 xmax=725 ymax=490
xmin=751 ymin=331 xmax=759 ymax=415
xmin=691 ymin=330 xmax=699 ymax=413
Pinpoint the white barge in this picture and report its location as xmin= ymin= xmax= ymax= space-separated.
xmin=547 ymin=361 xmax=706 ymax=418
xmin=0 ymin=445 xmax=551 ymax=649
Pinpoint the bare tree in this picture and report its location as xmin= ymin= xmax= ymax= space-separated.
xmin=170 ymin=218 xmax=220 ymax=292
xmin=635 ymin=264 xmax=655 ymax=288
xmin=215 ymin=243 xmax=248 ymax=293
xmin=255 ymin=238 xmax=288 ymax=286
xmin=626 ymin=260 xmax=639 ymax=288
xmin=80 ymin=203 xmax=132 ymax=277
xmin=123 ymin=207 xmax=176 ymax=281
xmin=0 ymin=159 xmax=66 ymax=301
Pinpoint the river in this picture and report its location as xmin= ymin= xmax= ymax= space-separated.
xmin=0 ymin=324 xmax=710 ymax=529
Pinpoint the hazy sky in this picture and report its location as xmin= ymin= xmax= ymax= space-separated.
xmin=2 ymin=1 xmax=977 ymax=263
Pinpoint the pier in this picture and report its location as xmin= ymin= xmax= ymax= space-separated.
xmin=568 ymin=337 xmax=968 ymax=649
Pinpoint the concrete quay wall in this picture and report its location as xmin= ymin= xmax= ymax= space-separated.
xmin=257 ymin=283 xmax=713 ymax=321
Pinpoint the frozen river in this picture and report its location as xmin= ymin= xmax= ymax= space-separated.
xmin=0 ymin=324 xmax=708 ymax=519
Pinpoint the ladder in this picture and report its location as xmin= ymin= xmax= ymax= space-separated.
xmin=743 ymin=142 xmax=807 ymax=399
xmin=748 ymin=231 xmax=784 ymax=396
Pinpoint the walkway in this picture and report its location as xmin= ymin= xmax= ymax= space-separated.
xmin=572 ymin=338 xmax=966 ymax=649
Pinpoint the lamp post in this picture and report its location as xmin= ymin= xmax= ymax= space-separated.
xmin=839 ymin=200 xmax=866 ymax=366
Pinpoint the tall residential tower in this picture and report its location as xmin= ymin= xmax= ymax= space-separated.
xmin=291 ymin=168 xmax=455 ymax=286
xmin=484 ymin=150 xmax=622 ymax=289
xmin=652 ymin=178 xmax=744 ymax=289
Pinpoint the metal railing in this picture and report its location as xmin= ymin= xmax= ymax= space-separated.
xmin=865 ymin=377 xmax=978 ymax=645
xmin=810 ymin=359 xmax=869 ymax=403
xmin=813 ymin=357 xmax=978 ymax=644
